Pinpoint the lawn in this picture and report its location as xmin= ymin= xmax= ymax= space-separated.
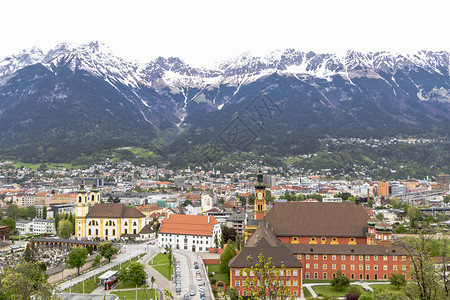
xmin=111 ymin=288 xmax=157 ymax=299
xmin=312 ymin=285 xmax=355 ymax=298
xmin=9 ymin=162 xmax=84 ymax=170
xmin=111 ymin=255 xmax=142 ymax=272
xmin=206 ymin=264 xmax=229 ymax=285
xmin=62 ymin=277 xmax=100 ymax=294
xmin=303 ymin=287 xmax=313 ymax=298
xmin=149 ymin=253 xmax=172 ymax=280
xmin=371 ymin=283 xmax=403 ymax=293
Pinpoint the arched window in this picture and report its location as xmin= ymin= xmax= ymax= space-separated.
xmin=124 ymin=222 xmax=128 ymax=226
xmin=112 ymin=229 xmax=116 ymax=236
xmin=133 ymin=222 xmax=137 ymax=226
xmin=96 ymin=229 xmax=99 ymax=235
xmin=105 ymin=229 xmax=109 ymax=236
xmin=78 ymin=196 xmax=82 ymax=203
xmin=133 ymin=229 xmax=137 ymax=234
xmin=88 ymin=229 xmax=92 ymax=235
xmin=91 ymin=195 xmax=95 ymax=201
xmin=124 ymin=229 xmax=128 ymax=234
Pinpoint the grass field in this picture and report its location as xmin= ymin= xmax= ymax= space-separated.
xmin=371 ymin=283 xmax=403 ymax=293
xmin=303 ymin=287 xmax=313 ymax=298
xmin=312 ymin=285 xmax=353 ymax=298
xmin=206 ymin=264 xmax=229 ymax=285
xmin=149 ymin=253 xmax=173 ymax=280
xmin=63 ymin=277 xmax=100 ymax=294
xmin=111 ymin=288 xmax=157 ymax=299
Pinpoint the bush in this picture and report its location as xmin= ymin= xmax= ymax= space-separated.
xmin=208 ymin=273 xmax=213 ymax=278
xmin=92 ymin=254 xmax=102 ymax=267
xmin=210 ymin=278 xmax=217 ymax=284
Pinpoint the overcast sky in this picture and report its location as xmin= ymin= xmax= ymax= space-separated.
xmin=1 ymin=0 xmax=448 ymax=67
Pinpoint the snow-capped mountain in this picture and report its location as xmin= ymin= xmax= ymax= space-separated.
xmin=0 ymin=42 xmax=449 ymax=160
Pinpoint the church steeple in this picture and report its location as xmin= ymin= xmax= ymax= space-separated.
xmin=254 ymin=170 xmax=267 ymax=220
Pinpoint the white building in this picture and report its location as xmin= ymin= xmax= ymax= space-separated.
xmin=16 ymin=220 xmax=33 ymax=234
xmin=32 ymin=219 xmax=56 ymax=235
xmin=159 ymin=214 xmax=221 ymax=252
xmin=201 ymin=194 xmax=213 ymax=212
xmin=185 ymin=204 xmax=202 ymax=215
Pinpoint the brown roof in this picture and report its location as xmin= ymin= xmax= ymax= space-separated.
xmin=286 ymin=243 xmax=405 ymax=256
xmin=246 ymin=219 xmax=280 ymax=247
xmin=86 ymin=203 xmax=146 ymax=219
xmin=264 ymin=202 xmax=369 ymax=237
xmin=159 ymin=214 xmax=218 ymax=236
xmin=139 ymin=224 xmax=155 ymax=234
xmin=229 ymin=237 xmax=302 ymax=268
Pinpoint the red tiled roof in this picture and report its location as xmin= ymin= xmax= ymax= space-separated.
xmin=160 ymin=214 xmax=218 ymax=236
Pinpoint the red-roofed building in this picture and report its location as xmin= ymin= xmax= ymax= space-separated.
xmin=158 ymin=214 xmax=221 ymax=252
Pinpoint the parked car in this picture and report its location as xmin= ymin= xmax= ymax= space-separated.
xmin=183 ymin=294 xmax=189 ymax=300
xmin=190 ymin=290 xmax=195 ymax=296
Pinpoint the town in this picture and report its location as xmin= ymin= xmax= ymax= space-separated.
xmin=0 ymin=161 xmax=449 ymax=300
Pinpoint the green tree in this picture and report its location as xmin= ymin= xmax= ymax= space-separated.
xmin=330 ymin=270 xmax=350 ymax=291
xmin=66 ymin=247 xmax=88 ymax=276
xmin=248 ymin=193 xmax=255 ymax=205
xmin=0 ymin=217 xmax=16 ymax=232
xmin=164 ymin=289 xmax=174 ymax=300
xmin=92 ymin=254 xmax=102 ymax=267
xmin=399 ymin=235 xmax=449 ymax=300
xmin=239 ymin=248 xmax=293 ymax=299
xmin=1 ymin=259 xmax=54 ymax=300
xmin=98 ymin=242 xmax=119 ymax=263
xmin=219 ymin=241 xmax=237 ymax=278
xmin=389 ymin=273 xmax=406 ymax=289
xmin=26 ymin=206 xmax=37 ymax=220
xmin=443 ymin=195 xmax=450 ymax=204
xmin=150 ymin=276 xmax=155 ymax=289
xmin=57 ymin=219 xmax=73 ymax=239
xmin=118 ymin=261 xmax=146 ymax=287
xmin=24 ymin=243 xmax=37 ymax=263
xmin=42 ymin=206 xmax=47 ymax=219
xmin=6 ymin=204 xmax=19 ymax=219
xmin=376 ymin=213 xmax=385 ymax=221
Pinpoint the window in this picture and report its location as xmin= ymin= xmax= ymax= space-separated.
xmin=332 ymin=237 xmax=337 ymax=243
xmin=235 ymin=270 xmax=239 ymax=276
xmin=286 ymin=280 xmax=291 ymax=286
xmin=393 ymin=256 xmax=397 ymax=261
xmin=314 ymin=272 xmax=318 ymax=279
xmin=366 ymin=255 xmax=370 ymax=261
xmin=112 ymin=229 xmax=116 ymax=236
xmin=359 ymin=265 xmax=363 ymax=270
xmin=96 ymin=229 xmax=98 ymax=235
xmin=351 ymin=255 xmax=355 ymax=261
xmin=297 ymin=254 xmax=302 ymax=259
xmin=323 ymin=273 xmax=327 ymax=279
xmin=351 ymin=273 xmax=355 ymax=279
xmin=349 ymin=237 xmax=355 ymax=243
xmin=321 ymin=237 xmax=326 ymax=243
xmin=235 ymin=280 xmax=240 ymax=287
xmin=250 ymin=271 xmax=255 ymax=276
xmin=374 ymin=255 xmax=378 ymax=260
xmin=323 ymin=255 xmax=327 ymax=260
xmin=293 ymin=280 xmax=298 ymax=287
xmin=306 ymin=255 xmax=310 ymax=260
xmin=341 ymin=264 xmax=346 ymax=270
xmin=279 ymin=270 xmax=283 ymax=276
xmin=359 ymin=274 xmax=363 ymax=280
xmin=351 ymin=265 xmax=355 ymax=270
xmin=293 ymin=237 xmax=298 ymax=242
xmin=306 ymin=263 xmax=310 ymax=269
xmin=384 ymin=265 xmax=388 ymax=270
xmin=332 ymin=255 xmax=336 ymax=260
xmin=314 ymin=255 xmax=318 ymax=260
xmin=402 ymin=266 xmax=406 ymax=271
xmin=342 ymin=255 xmax=346 ymax=260
xmin=242 ymin=271 xmax=247 ymax=276
xmin=374 ymin=265 xmax=378 ymax=270
xmin=332 ymin=264 xmax=336 ymax=270
xmin=402 ymin=256 xmax=407 ymax=261
xmin=133 ymin=221 xmax=137 ymax=226
xmin=383 ymin=255 xmax=388 ymax=261
xmin=323 ymin=264 xmax=327 ymax=269
xmin=366 ymin=265 xmax=370 ymax=270
xmin=314 ymin=264 xmax=318 ymax=269
xmin=88 ymin=229 xmax=91 ymax=235
xmin=105 ymin=229 xmax=108 ymax=235
xmin=293 ymin=270 xmax=297 ymax=276
xmin=305 ymin=272 xmax=310 ymax=279
xmin=286 ymin=270 xmax=291 ymax=276
xmin=359 ymin=255 xmax=363 ymax=261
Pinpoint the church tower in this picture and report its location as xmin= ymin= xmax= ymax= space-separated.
xmin=254 ymin=170 xmax=267 ymax=220
xmin=75 ymin=180 xmax=101 ymax=239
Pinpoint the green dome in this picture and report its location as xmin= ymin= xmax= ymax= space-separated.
xmin=375 ymin=221 xmax=393 ymax=231
xmin=367 ymin=217 xmax=381 ymax=226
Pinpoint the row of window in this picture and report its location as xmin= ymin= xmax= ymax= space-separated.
xmin=305 ymin=272 xmax=390 ymax=280
xmin=305 ymin=263 xmax=407 ymax=271
xmin=240 ymin=291 xmax=299 ymax=297
xmin=298 ymin=254 xmax=406 ymax=261
xmin=235 ymin=280 xmax=299 ymax=287
xmin=86 ymin=228 xmax=137 ymax=235
xmin=87 ymin=221 xmax=137 ymax=227
xmin=235 ymin=269 xmax=298 ymax=277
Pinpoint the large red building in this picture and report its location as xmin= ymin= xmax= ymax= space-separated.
xmin=231 ymin=192 xmax=409 ymax=298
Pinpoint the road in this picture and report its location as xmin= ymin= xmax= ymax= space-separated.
xmin=174 ymin=250 xmax=213 ymax=300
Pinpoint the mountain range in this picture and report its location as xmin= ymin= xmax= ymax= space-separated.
xmin=0 ymin=42 xmax=449 ymax=164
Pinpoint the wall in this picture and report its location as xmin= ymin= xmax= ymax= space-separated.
xmin=46 ymin=255 xmax=107 ymax=285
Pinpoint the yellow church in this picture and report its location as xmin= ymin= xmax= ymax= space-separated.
xmin=75 ymin=184 xmax=146 ymax=240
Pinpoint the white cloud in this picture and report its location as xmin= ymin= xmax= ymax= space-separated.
xmin=1 ymin=0 xmax=448 ymax=67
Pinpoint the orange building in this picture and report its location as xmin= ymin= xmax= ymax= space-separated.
xmin=50 ymin=193 xmax=76 ymax=205
xmin=377 ymin=182 xmax=389 ymax=197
